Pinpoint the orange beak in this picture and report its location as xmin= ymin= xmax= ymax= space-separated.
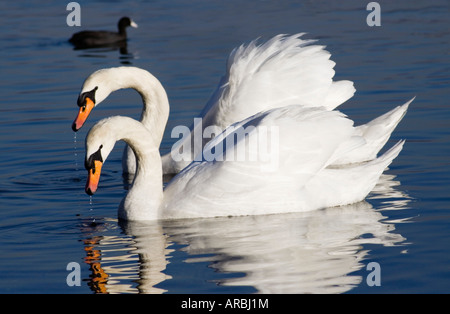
xmin=72 ymin=97 xmax=95 ymax=132
xmin=85 ymin=160 xmax=103 ymax=195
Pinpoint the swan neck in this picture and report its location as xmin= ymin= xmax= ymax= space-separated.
xmin=119 ymin=121 xmax=164 ymax=221
xmin=135 ymin=72 xmax=170 ymax=145
xmin=100 ymin=67 xmax=170 ymax=145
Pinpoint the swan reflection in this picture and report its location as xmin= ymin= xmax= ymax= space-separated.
xmin=80 ymin=220 xmax=172 ymax=294
xmin=80 ymin=174 xmax=411 ymax=294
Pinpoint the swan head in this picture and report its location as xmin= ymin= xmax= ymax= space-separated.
xmin=72 ymin=86 xmax=98 ymax=131
xmin=84 ymin=117 xmax=118 ymax=195
xmin=72 ymin=67 xmax=135 ymax=132
xmin=85 ymin=145 xmax=103 ymax=196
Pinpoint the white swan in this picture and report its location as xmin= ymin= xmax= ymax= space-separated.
xmin=84 ymin=104 xmax=407 ymax=221
xmin=73 ymin=33 xmax=357 ymax=174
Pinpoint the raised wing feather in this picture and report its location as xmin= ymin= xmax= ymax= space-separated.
xmin=204 ymin=34 xmax=356 ymax=129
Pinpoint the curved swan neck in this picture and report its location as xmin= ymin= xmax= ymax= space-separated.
xmin=85 ymin=67 xmax=170 ymax=145
xmin=87 ymin=116 xmax=164 ymax=220
xmin=119 ymin=118 xmax=164 ymax=221
xmin=130 ymin=68 xmax=170 ymax=142
xmin=129 ymin=68 xmax=170 ymax=146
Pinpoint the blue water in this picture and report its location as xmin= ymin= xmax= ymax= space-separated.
xmin=0 ymin=0 xmax=449 ymax=294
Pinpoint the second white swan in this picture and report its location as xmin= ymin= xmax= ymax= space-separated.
xmin=84 ymin=104 xmax=407 ymax=221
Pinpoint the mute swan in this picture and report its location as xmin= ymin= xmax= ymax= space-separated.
xmin=84 ymin=105 xmax=406 ymax=221
xmin=72 ymin=33 xmax=358 ymax=174
xmin=74 ymin=64 xmax=411 ymax=175
xmin=69 ymin=17 xmax=138 ymax=49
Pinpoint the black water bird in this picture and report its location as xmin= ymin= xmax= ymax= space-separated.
xmin=69 ymin=17 xmax=138 ymax=49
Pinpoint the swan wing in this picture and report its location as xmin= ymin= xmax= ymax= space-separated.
xmin=162 ymin=34 xmax=356 ymax=174
xmin=203 ymin=34 xmax=356 ymax=129
xmin=163 ymin=106 xmax=363 ymax=218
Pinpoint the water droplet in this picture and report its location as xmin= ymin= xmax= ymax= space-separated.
xmin=73 ymin=133 xmax=79 ymax=172
xmin=88 ymin=195 xmax=95 ymax=225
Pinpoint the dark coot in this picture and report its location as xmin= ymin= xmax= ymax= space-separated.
xmin=69 ymin=17 xmax=138 ymax=49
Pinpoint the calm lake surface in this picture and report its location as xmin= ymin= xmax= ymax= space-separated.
xmin=0 ymin=0 xmax=449 ymax=294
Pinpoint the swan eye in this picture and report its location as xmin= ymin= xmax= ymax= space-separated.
xmin=85 ymin=145 xmax=103 ymax=171
xmin=77 ymin=86 xmax=98 ymax=108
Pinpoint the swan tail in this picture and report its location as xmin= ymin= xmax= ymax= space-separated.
xmin=367 ymin=139 xmax=405 ymax=169
xmin=361 ymin=97 xmax=412 ymax=138
xmin=356 ymin=139 xmax=405 ymax=196
xmin=304 ymin=139 xmax=404 ymax=209
xmin=358 ymin=98 xmax=411 ymax=157
xmin=352 ymin=139 xmax=405 ymax=202
xmin=333 ymin=98 xmax=412 ymax=165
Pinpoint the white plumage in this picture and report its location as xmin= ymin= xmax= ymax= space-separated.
xmin=75 ymin=34 xmax=357 ymax=174
xmin=79 ymin=33 xmax=412 ymax=221
xmin=84 ymin=103 xmax=408 ymax=221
